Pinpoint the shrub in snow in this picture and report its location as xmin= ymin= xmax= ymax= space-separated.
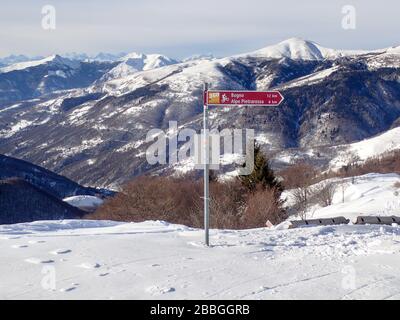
xmin=242 ymin=187 xmax=286 ymax=227
xmin=90 ymin=174 xmax=286 ymax=229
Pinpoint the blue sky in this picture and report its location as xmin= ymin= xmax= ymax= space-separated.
xmin=0 ymin=0 xmax=399 ymax=59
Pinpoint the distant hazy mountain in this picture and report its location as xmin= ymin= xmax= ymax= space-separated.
xmin=0 ymin=54 xmax=44 ymax=67
xmin=61 ymin=52 xmax=129 ymax=62
xmin=90 ymin=52 xmax=128 ymax=62
xmin=0 ymin=52 xmax=129 ymax=66
xmin=0 ymin=38 xmax=399 ymax=187
xmin=0 ymin=55 xmax=117 ymax=105
xmin=182 ymin=53 xmax=215 ymax=62
xmin=98 ymin=52 xmax=178 ymax=81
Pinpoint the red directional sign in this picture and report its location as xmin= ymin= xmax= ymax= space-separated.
xmin=205 ymin=90 xmax=284 ymax=106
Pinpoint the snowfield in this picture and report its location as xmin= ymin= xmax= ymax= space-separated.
xmin=274 ymin=127 xmax=400 ymax=171
xmin=63 ymin=195 xmax=104 ymax=209
xmin=283 ymin=173 xmax=400 ymax=221
xmin=329 ymin=127 xmax=400 ymax=170
xmin=0 ymin=219 xmax=399 ymax=299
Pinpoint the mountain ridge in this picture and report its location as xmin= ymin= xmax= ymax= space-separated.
xmin=0 ymin=38 xmax=399 ymax=187
xmin=0 ymin=177 xmax=84 ymax=224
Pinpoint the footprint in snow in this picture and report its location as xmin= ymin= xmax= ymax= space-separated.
xmin=109 ymin=267 xmax=126 ymax=274
xmin=146 ymin=285 xmax=175 ymax=296
xmin=11 ymin=244 xmax=29 ymax=248
xmin=150 ymin=263 xmax=161 ymax=267
xmin=77 ymin=262 xmax=101 ymax=269
xmin=1 ymin=236 xmax=21 ymax=240
xmin=59 ymin=287 xmax=77 ymax=293
xmin=25 ymin=257 xmax=54 ymax=264
xmin=49 ymin=249 xmax=71 ymax=255
xmin=98 ymin=272 xmax=109 ymax=277
xmin=28 ymin=240 xmax=46 ymax=244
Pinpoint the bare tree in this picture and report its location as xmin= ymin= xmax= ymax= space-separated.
xmin=314 ymin=182 xmax=336 ymax=207
xmin=280 ymin=161 xmax=317 ymax=220
xmin=338 ymin=179 xmax=349 ymax=204
xmin=292 ymin=187 xmax=311 ymax=220
xmin=279 ymin=161 xmax=317 ymax=189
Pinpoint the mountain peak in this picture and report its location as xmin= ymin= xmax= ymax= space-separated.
xmin=41 ymin=54 xmax=80 ymax=69
xmin=99 ymin=52 xmax=177 ymax=81
xmin=386 ymin=45 xmax=400 ymax=54
xmin=253 ymin=38 xmax=324 ymax=60
xmin=246 ymin=38 xmax=384 ymax=61
xmin=119 ymin=52 xmax=146 ymax=61
xmin=183 ymin=53 xmax=215 ymax=62
xmin=279 ymin=37 xmax=314 ymax=46
xmin=93 ymin=52 xmax=127 ymax=62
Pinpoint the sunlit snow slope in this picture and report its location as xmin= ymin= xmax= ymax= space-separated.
xmin=283 ymin=173 xmax=400 ymax=221
xmin=0 ymin=220 xmax=399 ymax=299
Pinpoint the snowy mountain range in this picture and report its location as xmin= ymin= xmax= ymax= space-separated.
xmin=1 ymin=38 xmax=400 ymax=300
xmin=99 ymin=52 xmax=178 ymax=82
xmin=0 ymin=38 xmax=399 ymax=188
xmin=0 ymin=54 xmax=44 ymax=68
xmin=0 ymin=52 xmax=127 ymax=67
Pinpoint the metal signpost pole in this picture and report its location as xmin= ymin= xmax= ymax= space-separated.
xmin=201 ymin=88 xmax=284 ymax=247
xmin=203 ymin=83 xmax=210 ymax=246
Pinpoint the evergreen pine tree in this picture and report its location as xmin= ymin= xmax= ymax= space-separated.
xmin=209 ymin=170 xmax=218 ymax=183
xmin=239 ymin=143 xmax=283 ymax=193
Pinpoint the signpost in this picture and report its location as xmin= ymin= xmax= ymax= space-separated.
xmin=202 ymin=86 xmax=284 ymax=246
xmin=203 ymin=83 xmax=210 ymax=247
xmin=206 ymin=90 xmax=284 ymax=107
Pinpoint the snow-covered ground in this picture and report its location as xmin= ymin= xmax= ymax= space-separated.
xmin=283 ymin=173 xmax=400 ymax=221
xmin=0 ymin=219 xmax=399 ymax=300
xmin=329 ymin=127 xmax=400 ymax=169
xmin=63 ymin=195 xmax=104 ymax=209
xmin=1 ymin=173 xmax=399 ymax=300
xmin=274 ymin=127 xmax=400 ymax=170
